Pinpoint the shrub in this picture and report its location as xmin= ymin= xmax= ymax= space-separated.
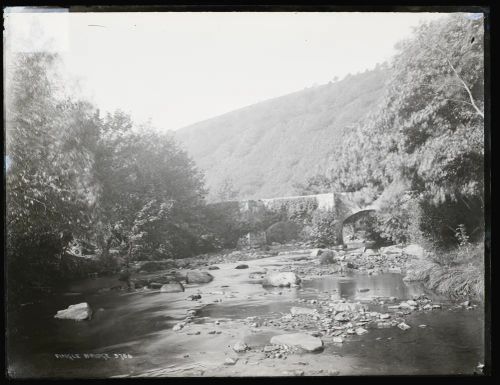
xmin=310 ymin=210 xmax=342 ymax=247
xmin=404 ymin=231 xmax=484 ymax=299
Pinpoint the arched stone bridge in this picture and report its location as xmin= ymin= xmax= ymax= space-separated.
xmin=235 ymin=192 xmax=382 ymax=245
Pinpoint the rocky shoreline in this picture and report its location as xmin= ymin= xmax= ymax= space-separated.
xmin=49 ymin=242 xmax=482 ymax=377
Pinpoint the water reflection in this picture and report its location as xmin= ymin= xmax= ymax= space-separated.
xmin=302 ymin=273 xmax=446 ymax=302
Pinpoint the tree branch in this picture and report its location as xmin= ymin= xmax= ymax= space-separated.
xmin=419 ymin=38 xmax=484 ymax=119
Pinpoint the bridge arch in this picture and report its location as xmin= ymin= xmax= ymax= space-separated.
xmin=338 ymin=209 xmax=377 ymax=245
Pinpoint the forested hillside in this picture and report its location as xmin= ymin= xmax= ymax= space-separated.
xmin=175 ymin=65 xmax=391 ymax=200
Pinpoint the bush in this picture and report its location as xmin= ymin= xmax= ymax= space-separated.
xmin=310 ymin=210 xmax=342 ymax=247
xmin=404 ymin=234 xmax=484 ymax=299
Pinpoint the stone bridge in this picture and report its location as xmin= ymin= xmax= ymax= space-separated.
xmin=235 ymin=192 xmax=382 ymax=245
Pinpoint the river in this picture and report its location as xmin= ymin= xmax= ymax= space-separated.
xmin=6 ymin=251 xmax=484 ymax=377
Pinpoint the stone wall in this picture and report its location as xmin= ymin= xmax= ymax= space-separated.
xmin=237 ymin=231 xmax=267 ymax=248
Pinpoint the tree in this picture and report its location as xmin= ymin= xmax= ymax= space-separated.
xmin=305 ymin=14 xmax=485 ymax=247
xmin=90 ymin=114 xmax=209 ymax=265
xmin=5 ymin=52 xmax=99 ymax=299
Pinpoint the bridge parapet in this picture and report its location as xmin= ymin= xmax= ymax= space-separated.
xmin=212 ymin=191 xmax=382 ymax=246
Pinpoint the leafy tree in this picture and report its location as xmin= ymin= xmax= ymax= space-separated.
xmin=5 ymin=52 xmax=99 ymax=298
xmin=306 ymin=14 xmax=485 ymax=247
xmin=90 ymin=114 xmax=209 ymax=266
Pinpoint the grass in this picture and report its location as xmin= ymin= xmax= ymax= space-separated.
xmin=404 ymin=242 xmax=484 ymax=300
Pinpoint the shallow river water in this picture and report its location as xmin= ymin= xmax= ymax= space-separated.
xmin=7 ymin=254 xmax=485 ymax=377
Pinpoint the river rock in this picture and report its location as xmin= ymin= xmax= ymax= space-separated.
xmin=54 ymin=302 xmax=92 ymax=321
xmin=319 ymin=251 xmax=335 ymax=264
xmin=208 ymin=266 xmax=220 ymax=270
xmin=235 ymin=264 xmax=249 ymax=269
xmin=270 ymin=333 xmax=324 ymax=352
xmin=377 ymin=321 xmax=392 ymax=328
xmin=262 ymin=272 xmax=301 ymax=287
xmin=224 ymin=357 xmax=238 ymax=365
xmin=332 ymin=336 xmax=343 ymax=343
xmin=290 ymin=307 xmax=317 ymax=316
xmin=397 ymin=322 xmax=411 ymax=331
xmin=355 ymin=327 xmax=368 ymax=335
xmin=160 ymin=282 xmax=185 ymax=293
xmin=186 ymin=270 xmax=214 ymax=284
xmin=233 ymin=341 xmax=249 ymax=352
xmin=332 ymin=302 xmax=366 ymax=312
xmin=334 ymin=312 xmax=350 ymax=322
xmin=403 ymin=244 xmax=425 ymax=259
xmin=310 ymin=249 xmax=323 ymax=257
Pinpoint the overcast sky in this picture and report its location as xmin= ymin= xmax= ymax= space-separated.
xmin=5 ymin=10 xmax=448 ymax=131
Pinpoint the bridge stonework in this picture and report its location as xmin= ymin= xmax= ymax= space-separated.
xmin=228 ymin=192 xmax=380 ymax=245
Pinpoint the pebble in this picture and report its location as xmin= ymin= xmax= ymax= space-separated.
xmin=397 ymin=322 xmax=411 ymax=331
xmin=224 ymin=357 xmax=238 ymax=365
xmin=172 ymin=323 xmax=184 ymax=331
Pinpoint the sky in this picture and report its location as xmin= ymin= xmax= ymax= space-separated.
xmin=4 ymin=10 xmax=449 ymax=131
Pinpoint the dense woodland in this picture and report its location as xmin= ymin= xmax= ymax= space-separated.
xmin=5 ymin=14 xmax=486 ymax=303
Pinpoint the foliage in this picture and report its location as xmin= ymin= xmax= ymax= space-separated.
xmin=176 ymin=66 xmax=390 ymax=200
xmin=305 ymin=14 xmax=485 ymax=251
xmin=201 ymin=202 xmax=243 ymax=249
xmin=405 ymin=240 xmax=484 ymax=299
xmin=5 ymin=52 xmax=215 ymax=301
xmin=263 ymin=196 xmax=320 ymax=226
xmin=90 ymin=118 xmax=208 ymax=264
xmin=309 ymin=210 xmax=342 ymax=247
xmin=5 ymin=53 xmax=99 ymax=299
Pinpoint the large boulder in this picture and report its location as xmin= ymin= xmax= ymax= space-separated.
xmin=265 ymin=221 xmax=299 ymax=244
xmin=270 ymin=333 xmax=324 ymax=352
xmin=403 ymin=244 xmax=425 ymax=259
xmin=233 ymin=341 xmax=249 ymax=353
xmin=186 ymin=270 xmax=214 ymax=284
xmin=290 ymin=307 xmax=317 ymax=316
xmin=262 ymin=272 xmax=301 ymax=287
xmin=54 ymin=303 xmax=92 ymax=321
xmin=319 ymin=250 xmax=335 ymax=264
xmin=160 ymin=282 xmax=185 ymax=293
